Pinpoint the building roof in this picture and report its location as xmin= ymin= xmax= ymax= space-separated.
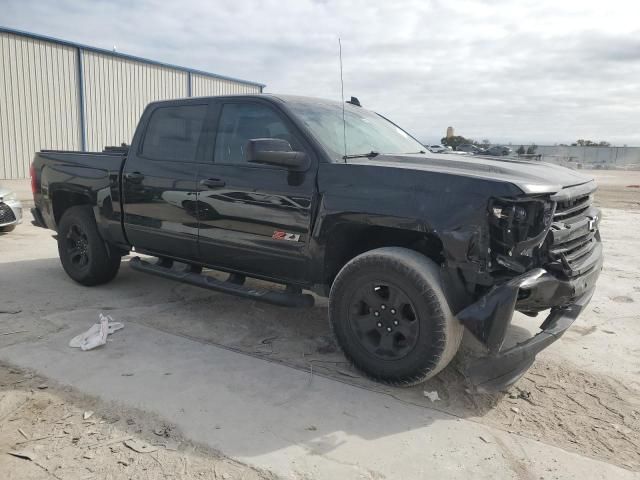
xmin=0 ymin=25 xmax=265 ymax=89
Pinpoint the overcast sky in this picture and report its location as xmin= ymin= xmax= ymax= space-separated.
xmin=3 ymin=0 xmax=640 ymax=145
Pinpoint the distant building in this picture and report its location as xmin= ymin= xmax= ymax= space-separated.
xmin=0 ymin=27 xmax=265 ymax=179
xmin=446 ymin=126 xmax=454 ymax=138
xmin=511 ymin=144 xmax=640 ymax=168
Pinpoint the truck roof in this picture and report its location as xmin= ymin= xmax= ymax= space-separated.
xmin=148 ymin=93 xmax=345 ymax=108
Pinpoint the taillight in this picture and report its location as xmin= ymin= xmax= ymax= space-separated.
xmin=30 ymin=163 xmax=37 ymax=194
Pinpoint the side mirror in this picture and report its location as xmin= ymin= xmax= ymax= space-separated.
xmin=246 ymin=138 xmax=310 ymax=171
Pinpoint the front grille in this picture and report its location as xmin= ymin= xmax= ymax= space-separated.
xmin=546 ymin=186 xmax=600 ymax=277
xmin=0 ymin=203 xmax=16 ymax=224
xmin=554 ymin=193 xmax=592 ymax=221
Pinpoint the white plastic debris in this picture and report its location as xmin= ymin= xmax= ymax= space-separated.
xmin=423 ymin=390 xmax=440 ymax=402
xmin=124 ymin=438 xmax=159 ymax=453
xmin=69 ymin=313 xmax=124 ymax=351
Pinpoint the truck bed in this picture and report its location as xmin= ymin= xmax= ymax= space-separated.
xmin=36 ymin=149 xmax=126 ymax=173
xmin=32 ymin=148 xmax=128 ymax=246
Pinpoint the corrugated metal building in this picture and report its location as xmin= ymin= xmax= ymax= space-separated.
xmin=0 ymin=27 xmax=265 ymax=179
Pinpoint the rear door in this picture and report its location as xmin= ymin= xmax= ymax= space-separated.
xmin=122 ymin=101 xmax=208 ymax=260
xmin=196 ymin=99 xmax=318 ymax=283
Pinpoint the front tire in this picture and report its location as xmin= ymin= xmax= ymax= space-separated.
xmin=57 ymin=206 xmax=121 ymax=286
xmin=329 ymin=247 xmax=464 ymax=386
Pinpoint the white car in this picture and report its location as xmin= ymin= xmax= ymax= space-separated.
xmin=0 ymin=187 xmax=22 ymax=232
xmin=428 ymin=145 xmax=450 ymax=153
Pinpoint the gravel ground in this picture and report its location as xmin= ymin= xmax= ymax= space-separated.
xmin=0 ymin=363 xmax=276 ymax=480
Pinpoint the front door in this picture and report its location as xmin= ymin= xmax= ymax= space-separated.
xmin=122 ymin=102 xmax=208 ymax=260
xmin=196 ymin=100 xmax=317 ymax=283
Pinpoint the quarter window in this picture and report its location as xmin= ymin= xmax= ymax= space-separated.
xmin=142 ymin=105 xmax=207 ymax=161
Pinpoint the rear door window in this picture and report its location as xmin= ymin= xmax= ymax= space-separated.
xmin=142 ymin=105 xmax=207 ymax=161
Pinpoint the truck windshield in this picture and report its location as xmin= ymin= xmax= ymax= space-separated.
xmin=287 ymin=100 xmax=425 ymax=161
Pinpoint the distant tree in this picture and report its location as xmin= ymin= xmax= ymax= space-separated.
xmin=516 ymin=145 xmax=526 ymax=155
xmin=574 ymin=139 xmax=610 ymax=147
xmin=526 ymin=144 xmax=538 ymax=154
xmin=481 ymin=139 xmax=490 ymax=147
xmin=441 ymin=135 xmax=476 ymax=149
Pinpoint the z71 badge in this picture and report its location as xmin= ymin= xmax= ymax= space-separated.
xmin=272 ymin=231 xmax=301 ymax=242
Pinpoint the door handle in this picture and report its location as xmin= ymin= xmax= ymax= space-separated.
xmin=200 ymin=178 xmax=226 ymax=188
xmin=125 ymin=171 xmax=145 ymax=183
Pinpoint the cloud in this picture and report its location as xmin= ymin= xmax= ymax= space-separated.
xmin=3 ymin=0 xmax=640 ymax=145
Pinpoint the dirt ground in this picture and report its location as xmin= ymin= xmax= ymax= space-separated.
xmin=0 ymin=363 xmax=275 ymax=480
xmin=1 ymin=168 xmax=639 ymax=477
xmin=590 ymin=168 xmax=640 ymax=211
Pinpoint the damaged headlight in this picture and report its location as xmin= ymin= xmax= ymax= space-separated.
xmin=491 ymin=204 xmax=527 ymax=222
xmin=488 ymin=197 xmax=555 ymax=273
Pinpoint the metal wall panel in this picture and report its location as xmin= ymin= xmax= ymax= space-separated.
xmin=191 ymin=73 xmax=261 ymax=97
xmin=0 ymin=31 xmax=81 ymax=179
xmin=1 ymin=27 xmax=264 ymax=179
xmin=81 ymin=50 xmax=189 ymax=151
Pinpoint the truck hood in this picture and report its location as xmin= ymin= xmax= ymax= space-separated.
xmin=350 ymin=153 xmax=594 ymax=195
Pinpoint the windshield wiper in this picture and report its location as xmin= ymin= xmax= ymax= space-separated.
xmin=343 ymin=151 xmax=380 ymax=160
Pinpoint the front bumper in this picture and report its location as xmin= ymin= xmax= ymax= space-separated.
xmin=0 ymin=199 xmax=22 ymax=228
xmin=457 ymin=246 xmax=603 ymax=392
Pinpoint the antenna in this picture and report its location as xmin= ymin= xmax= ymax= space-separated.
xmin=339 ymin=38 xmax=347 ymax=162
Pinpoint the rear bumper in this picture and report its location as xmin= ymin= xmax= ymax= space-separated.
xmin=31 ymin=207 xmax=47 ymax=228
xmin=457 ymin=246 xmax=603 ymax=392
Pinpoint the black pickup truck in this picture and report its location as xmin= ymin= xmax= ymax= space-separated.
xmin=31 ymin=94 xmax=603 ymax=391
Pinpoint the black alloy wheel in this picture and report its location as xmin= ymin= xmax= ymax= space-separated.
xmin=57 ymin=206 xmax=122 ymax=286
xmin=65 ymin=223 xmax=91 ymax=270
xmin=329 ymin=247 xmax=464 ymax=386
xmin=348 ymin=281 xmax=420 ymax=360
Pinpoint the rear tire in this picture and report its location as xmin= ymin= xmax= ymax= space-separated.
xmin=57 ymin=206 xmax=121 ymax=286
xmin=329 ymin=247 xmax=463 ymax=386
xmin=0 ymin=225 xmax=16 ymax=233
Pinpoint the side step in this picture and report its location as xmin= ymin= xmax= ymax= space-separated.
xmin=129 ymin=257 xmax=315 ymax=308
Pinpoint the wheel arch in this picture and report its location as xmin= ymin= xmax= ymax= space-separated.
xmin=318 ymin=220 xmax=445 ymax=290
xmin=51 ymin=187 xmax=94 ymax=227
